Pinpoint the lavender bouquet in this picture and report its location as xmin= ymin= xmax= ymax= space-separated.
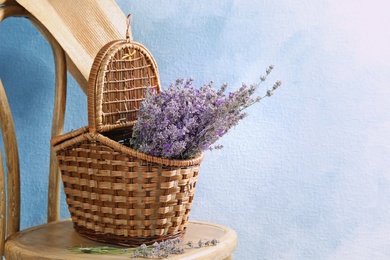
xmin=130 ymin=65 xmax=281 ymax=160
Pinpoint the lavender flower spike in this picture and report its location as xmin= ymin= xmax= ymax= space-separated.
xmin=130 ymin=66 xmax=281 ymax=159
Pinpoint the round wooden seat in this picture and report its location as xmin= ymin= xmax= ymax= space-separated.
xmin=4 ymin=220 xmax=237 ymax=259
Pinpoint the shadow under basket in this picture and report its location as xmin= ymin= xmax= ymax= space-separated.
xmin=52 ymin=127 xmax=204 ymax=246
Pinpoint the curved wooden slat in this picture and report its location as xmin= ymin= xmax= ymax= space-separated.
xmin=0 ymin=4 xmax=28 ymax=21
xmin=46 ymin=41 xmax=66 ymax=223
xmin=1 ymin=0 xmax=133 ymax=224
xmin=1 ymin=5 xmax=67 ymax=222
xmin=0 ymin=150 xmax=5 ymax=259
xmin=27 ymin=16 xmax=68 ymax=223
xmin=0 ymin=4 xmax=25 ymax=242
xmin=0 ymin=0 xmax=17 ymax=4
xmin=15 ymin=0 xmax=130 ymax=94
xmin=12 ymin=0 xmax=132 ymax=220
xmin=0 ymin=79 xmax=20 ymax=238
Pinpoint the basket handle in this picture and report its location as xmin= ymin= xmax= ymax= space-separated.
xmin=126 ymin=14 xmax=132 ymax=43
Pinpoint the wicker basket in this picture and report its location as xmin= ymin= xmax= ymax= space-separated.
xmin=51 ymin=37 xmax=204 ymax=246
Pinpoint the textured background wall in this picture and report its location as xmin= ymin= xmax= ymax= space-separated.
xmin=1 ymin=0 xmax=390 ymax=259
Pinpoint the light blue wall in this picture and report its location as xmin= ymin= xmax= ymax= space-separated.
xmin=1 ymin=0 xmax=390 ymax=259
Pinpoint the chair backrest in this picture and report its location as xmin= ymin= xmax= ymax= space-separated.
xmin=16 ymin=0 xmax=129 ymax=94
xmin=0 ymin=1 xmax=131 ymax=257
xmin=0 ymin=79 xmax=20 ymax=258
xmin=0 ymin=149 xmax=4 ymax=256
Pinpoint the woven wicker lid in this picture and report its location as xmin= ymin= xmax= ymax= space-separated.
xmin=88 ymin=38 xmax=161 ymax=133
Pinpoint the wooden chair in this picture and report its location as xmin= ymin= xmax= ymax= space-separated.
xmin=0 ymin=1 xmax=237 ymax=259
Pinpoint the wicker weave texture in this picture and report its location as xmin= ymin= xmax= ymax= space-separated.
xmin=51 ymin=37 xmax=204 ymax=246
xmin=56 ymin=136 xmax=200 ymax=245
xmin=88 ymin=40 xmax=160 ymax=133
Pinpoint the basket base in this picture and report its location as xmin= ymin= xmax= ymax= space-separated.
xmin=73 ymin=224 xmax=186 ymax=247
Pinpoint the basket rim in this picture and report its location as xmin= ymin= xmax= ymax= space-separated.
xmin=51 ymin=128 xmax=204 ymax=167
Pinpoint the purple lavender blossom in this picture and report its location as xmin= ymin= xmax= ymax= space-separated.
xmin=130 ymin=66 xmax=281 ymax=159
